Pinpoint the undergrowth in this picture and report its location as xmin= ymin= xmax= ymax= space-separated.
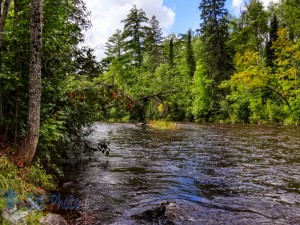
xmin=0 ymin=156 xmax=56 ymax=224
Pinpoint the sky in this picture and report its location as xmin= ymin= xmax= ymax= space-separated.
xmin=83 ymin=0 xmax=280 ymax=59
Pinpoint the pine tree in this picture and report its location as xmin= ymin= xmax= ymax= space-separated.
xmin=169 ymin=38 xmax=174 ymax=67
xmin=199 ymin=0 xmax=233 ymax=84
xmin=146 ymin=15 xmax=164 ymax=72
xmin=105 ymin=29 xmax=124 ymax=59
xmin=186 ymin=29 xmax=196 ymax=77
xmin=122 ymin=5 xmax=149 ymax=67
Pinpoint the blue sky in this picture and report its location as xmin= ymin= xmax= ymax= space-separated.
xmin=164 ymin=0 xmax=201 ymax=34
xmin=163 ymin=0 xmax=249 ymax=34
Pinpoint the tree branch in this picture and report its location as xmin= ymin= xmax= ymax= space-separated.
xmin=264 ymin=85 xmax=290 ymax=107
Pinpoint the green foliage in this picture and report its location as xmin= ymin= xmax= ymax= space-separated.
xmin=2 ymin=0 xmax=300 ymax=177
xmin=122 ymin=5 xmax=149 ymax=67
xmin=199 ymin=0 xmax=233 ymax=83
xmin=0 ymin=157 xmax=53 ymax=224
xmin=145 ymin=15 xmax=164 ymax=72
xmin=25 ymin=161 xmax=56 ymax=190
xmin=0 ymin=156 xmax=55 ymax=206
xmin=105 ymin=29 xmax=124 ymax=58
xmin=222 ymin=24 xmax=300 ymax=124
xmin=191 ymin=63 xmax=213 ymax=121
xmin=185 ymin=29 xmax=196 ymax=78
xmin=26 ymin=211 xmax=43 ymax=225
xmin=279 ymin=0 xmax=300 ymax=38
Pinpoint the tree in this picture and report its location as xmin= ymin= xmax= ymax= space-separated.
xmin=185 ymin=29 xmax=196 ymax=77
xmin=168 ymin=37 xmax=174 ymax=67
xmin=244 ymin=0 xmax=268 ymax=57
xmin=198 ymin=0 xmax=233 ymax=119
xmin=17 ymin=0 xmax=43 ymax=164
xmin=228 ymin=0 xmax=268 ymax=57
xmin=265 ymin=14 xmax=278 ymax=68
xmin=0 ymin=0 xmax=12 ymax=50
xmin=192 ymin=63 xmax=213 ymax=120
xmin=199 ymin=0 xmax=233 ymax=84
xmin=0 ymin=0 xmax=12 ymax=130
xmin=145 ymin=15 xmax=164 ymax=72
xmin=122 ymin=5 xmax=149 ymax=67
xmin=105 ymin=29 xmax=124 ymax=59
xmin=280 ymin=0 xmax=300 ymax=39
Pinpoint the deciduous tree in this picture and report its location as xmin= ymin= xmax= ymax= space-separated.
xmin=17 ymin=0 xmax=43 ymax=164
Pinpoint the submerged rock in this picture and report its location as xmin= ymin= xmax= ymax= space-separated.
xmin=131 ymin=202 xmax=175 ymax=225
xmin=128 ymin=200 xmax=208 ymax=225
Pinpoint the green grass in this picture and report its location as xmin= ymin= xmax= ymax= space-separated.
xmin=148 ymin=120 xmax=179 ymax=130
xmin=0 ymin=156 xmax=56 ymax=224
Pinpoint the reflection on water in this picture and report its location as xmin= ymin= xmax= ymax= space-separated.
xmin=61 ymin=123 xmax=300 ymax=224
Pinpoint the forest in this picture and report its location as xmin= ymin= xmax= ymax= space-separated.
xmin=0 ymin=0 xmax=299 ymax=164
xmin=0 ymin=1 xmax=299 ymax=166
xmin=0 ymin=0 xmax=300 ymax=224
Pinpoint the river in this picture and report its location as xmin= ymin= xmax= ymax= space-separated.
xmin=59 ymin=123 xmax=300 ymax=224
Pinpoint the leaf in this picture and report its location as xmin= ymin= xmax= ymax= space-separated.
xmin=16 ymin=160 xmax=24 ymax=168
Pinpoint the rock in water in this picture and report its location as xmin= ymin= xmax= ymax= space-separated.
xmin=132 ymin=202 xmax=175 ymax=224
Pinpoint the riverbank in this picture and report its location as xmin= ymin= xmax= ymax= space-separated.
xmin=0 ymin=154 xmax=56 ymax=224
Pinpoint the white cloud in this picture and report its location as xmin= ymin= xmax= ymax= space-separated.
xmin=231 ymin=0 xmax=281 ymax=16
xmin=231 ymin=0 xmax=245 ymax=15
xmin=82 ymin=0 xmax=175 ymax=60
xmin=261 ymin=0 xmax=281 ymax=7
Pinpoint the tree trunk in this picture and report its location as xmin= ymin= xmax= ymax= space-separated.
xmin=0 ymin=0 xmax=12 ymax=49
xmin=17 ymin=0 xmax=43 ymax=164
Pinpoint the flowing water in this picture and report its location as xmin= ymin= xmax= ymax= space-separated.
xmin=60 ymin=123 xmax=300 ymax=224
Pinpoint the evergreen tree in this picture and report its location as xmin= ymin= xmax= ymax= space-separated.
xmin=265 ymin=14 xmax=278 ymax=68
xmin=146 ymin=15 xmax=163 ymax=72
xmin=105 ymin=29 xmax=124 ymax=59
xmin=199 ymin=0 xmax=233 ymax=84
xmin=186 ymin=29 xmax=196 ymax=77
xmin=122 ymin=5 xmax=149 ymax=67
xmin=169 ymin=38 xmax=174 ymax=67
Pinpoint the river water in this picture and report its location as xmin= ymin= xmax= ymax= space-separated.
xmin=60 ymin=123 xmax=300 ymax=224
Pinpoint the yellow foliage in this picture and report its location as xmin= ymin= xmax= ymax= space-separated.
xmin=229 ymin=50 xmax=267 ymax=91
xmin=158 ymin=103 xmax=165 ymax=114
